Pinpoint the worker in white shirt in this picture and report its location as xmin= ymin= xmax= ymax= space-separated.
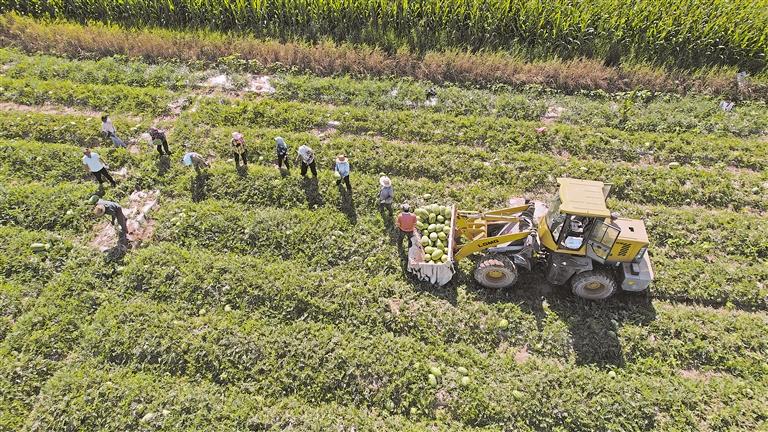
xmin=82 ymin=147 xmax=117 ymax=187
xmin=101 ymin=114 xmax=126 ymax=148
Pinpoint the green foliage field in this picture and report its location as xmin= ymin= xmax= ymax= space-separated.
xmin=0 ymin=45 xmax=766 ymax=431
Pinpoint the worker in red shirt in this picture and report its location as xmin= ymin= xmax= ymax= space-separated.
xmin=396 ymin=203 xmax=418 ymax=249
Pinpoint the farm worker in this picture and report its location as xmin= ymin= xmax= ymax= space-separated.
xmin=379 ymin=175 xmax=394 ymax=214
xmin=149 ymin=127 xmax=171 ymax=155
xmin=93 ymin=199 xmax=129 ymax=243
xmin=101 ymin=114 xmax=126 ymax=148
xmin=296 ymin=144 xmax=317 ymax=177
xmin=82 ymin=147 xmax=117 ymax=187
xmin=334 ymin=154 xmax=352 ymax=192
xmin=396 ymin=203 xmax=418 ymax=249
xmin=275 ymin=137 xmax=290 ymax=170
xmin=231 ymin=132 xmax=248 ymax=168
xmin=182 ymin=148 xmax=209 ymax=173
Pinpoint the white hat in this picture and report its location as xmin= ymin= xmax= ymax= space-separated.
xmin=336 ymin=154 xmax=347 ymax=163
xmin=232 ymin=132 xmax=243 ymax=140
xmin=379 ymin=176 xmax=391 ymax=187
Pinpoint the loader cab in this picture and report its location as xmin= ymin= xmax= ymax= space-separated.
xmin=538 ymin=178 xmax=619 ymax=263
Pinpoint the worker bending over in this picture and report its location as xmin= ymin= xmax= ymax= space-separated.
xmin=93 ymin=199 xmax=129 ymax=244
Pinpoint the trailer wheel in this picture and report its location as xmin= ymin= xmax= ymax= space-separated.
xmin=570 ymin=270 xmax=617 ymax=300
xmin=474 ymin=255 xmax=518 ymax=289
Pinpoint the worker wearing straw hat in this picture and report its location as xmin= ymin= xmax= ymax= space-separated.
xmin=92 ymin=198 xmax=129 ymax=244
xmin=231 ymin=131 xmax=248 ymax=168
xmin=334 ymin=154 xmax=352 ymax=192
xmin=379 ymin=175 xmax=394 ymax=215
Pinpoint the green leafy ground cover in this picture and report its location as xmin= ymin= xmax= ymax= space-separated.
xmin=0 ymin=48 xmax=766 ymax=430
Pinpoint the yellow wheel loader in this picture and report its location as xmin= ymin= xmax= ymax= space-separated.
xmin=407 ymin=178 xmax=654 ymax=300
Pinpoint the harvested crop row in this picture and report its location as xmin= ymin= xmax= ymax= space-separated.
xmin=77 ymin=296 xmax=767 ymax=429
xmin=119 ymin=244 xmax=768 ymax=377
xmin=0 ymin=76 xmax=174 ymax=116
xmin=4 ymin=124 xmax=766 ymax=213
xmin=6 ymin=156 xmax=765 ymax=267
xmin=190 ymin=98 xmax=768 ymax=170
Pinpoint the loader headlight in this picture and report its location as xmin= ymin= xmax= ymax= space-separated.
xmin=634 ymin=247 xmax=647 ymax=262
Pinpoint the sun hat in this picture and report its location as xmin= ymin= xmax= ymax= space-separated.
xmin=379 ymin=176 xmax=391 ymax=187
xmin=92 ymin=204 xmax=106 ymax=216
xmin=88 ymin=195 xmax=100 ymax=205
xmin=232 ymin=132 xmax=243 ymax=140
xmin=336 ymin=154 xmax=347 ymax=163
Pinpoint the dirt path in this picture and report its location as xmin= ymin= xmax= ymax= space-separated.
xmin=89 ymin=190 xmax=160 ymax=252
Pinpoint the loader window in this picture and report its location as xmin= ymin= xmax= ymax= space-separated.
xmin=546 ymin=197 xmax=565 ymax=238
xmin=587 ymin=220 xmax=621 ymax=261
xmin=558 ymin=215 xmax=593 ymax=250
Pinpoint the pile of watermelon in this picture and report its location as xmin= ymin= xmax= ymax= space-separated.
xmin=415 ymin=205 xmax=452 ymax=264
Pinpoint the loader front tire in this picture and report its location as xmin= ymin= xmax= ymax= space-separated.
xmin=474 ymin=255 xmax=518 ymax=289
xmin=570 ymin=270 xmax=617 ymax=300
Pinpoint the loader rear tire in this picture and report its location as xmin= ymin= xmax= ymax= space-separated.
xmin=570 ymin=270 xmax=617 ymax=300
xmin=474 ymin=255 xmax=518 ymax=289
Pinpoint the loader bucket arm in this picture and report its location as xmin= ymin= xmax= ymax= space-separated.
xmin=454 ymin=231 xmax=532 ymax=260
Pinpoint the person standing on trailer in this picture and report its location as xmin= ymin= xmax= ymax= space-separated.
xmin=396 ymin=203 xmax=418 ymax=249
xmin=82 ymin=147 xmax=117 ymax=187
xmin=101 ymin=114 xmax=126 ymax=148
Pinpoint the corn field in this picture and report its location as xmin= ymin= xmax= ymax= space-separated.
xmin=4 ymin=0 xmax=767 ymax=71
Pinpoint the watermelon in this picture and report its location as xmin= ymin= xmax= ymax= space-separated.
xmin=435 ymin=239 xmax=444 ymax=249
xmin=431 ymin=249 xmax=444 ymax=260
xmin=429 ymin=213 xmax=437 ymax=223
xmin=443 ymin=226 xmax=451 ymax=235
xmin=437 ymin=215 xmax=445 ymax=223
xmin=30 ymin=242 xmax=49 ymax=252
xmin=428 ymin=224 xmax=437 ymax=233
xmin=429 ymin=232 xmax=438 ymax=242
xmin=425 ymin=246 xmax=435 ymax=255
xmin=441 ymin=255 xmax=449 ymax=263
xmin=420 ymin=237 xmax=430 ymax=246
xmin=428 ymin=374 xmax=437 ymax=386
xmin=438 ymin=232 xmax=447 ymax=241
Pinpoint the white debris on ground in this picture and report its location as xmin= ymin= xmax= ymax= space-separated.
xmin=90 ymin=190 xmax=160 ymax=252
xmin=424 ymin=96 xmax=438 ymax=107
xmin=203 ymin=73 xmax=275 ymax=94
xmin=247 ymin=75 xmax=275 ymax=94
xmin=204 ymin=73 xmax=233 ymax=89
xmin=541 ymin=105 xmax=564 ymax=124
xmin=111 ymin=166 xmax=129 ymax=180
